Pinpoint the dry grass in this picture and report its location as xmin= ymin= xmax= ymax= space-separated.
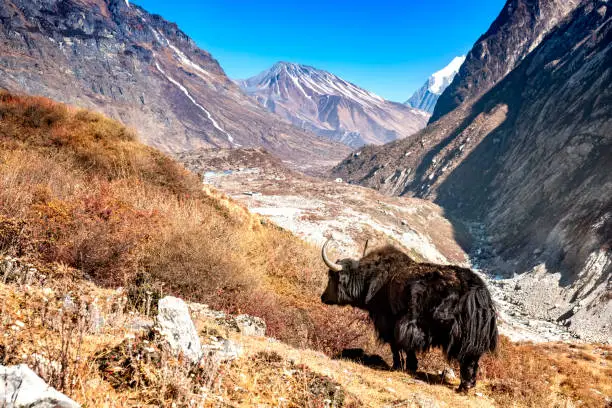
xmin=0 ymin=280 xmax=219 ymax=407
xmin=477 ymin=337 xmax=612 ymax=407
xmin=0 ymin=91 xmax=369 ymax=354
xmin=4 ymin=279 xmax=611 ymax=407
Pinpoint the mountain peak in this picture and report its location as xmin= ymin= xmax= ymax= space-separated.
xmin=239 ymin=62 xmax=429 ymax=148
xmin=429 ymin=55 xmax=466 ymax=94
xmin=269 ymin=61 xmax=318 ymax=77
xmin=405 ymin=56 xmax=465 ymax=113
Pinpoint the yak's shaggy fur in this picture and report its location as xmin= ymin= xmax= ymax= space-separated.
xmin=321 ymin=246 xmax=498 ymax=391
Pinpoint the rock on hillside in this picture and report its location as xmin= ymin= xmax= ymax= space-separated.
xmin=0 ymin=0 xmax=349 ymax=170
xmin=239 ymin=62 xmax=429 ymax=148
xmin=332 ymin=0 xmax=611 ymax=342
xmin=156 ymin=296 xmax=202 ymax=364
xmin=430 ymin=0 xmax=580 ymax=123
xmin=0 ymin=364 xmax=80 ymax=408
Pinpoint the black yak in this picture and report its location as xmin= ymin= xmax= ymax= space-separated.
xmin=320 ymin=239 xmax=498 ymax=392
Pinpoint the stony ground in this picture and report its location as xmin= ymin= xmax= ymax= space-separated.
xmin=3 ymin=261 xmax=611 ymax=407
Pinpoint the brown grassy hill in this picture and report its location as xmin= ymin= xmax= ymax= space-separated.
xmin=0 ymin=92 xmax=610 ymax=407
xmin=0 ymin=90 xmax=366 ymax=352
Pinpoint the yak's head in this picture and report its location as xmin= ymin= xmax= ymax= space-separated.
xmin=320 ymin=239 xmax=366 ymax=306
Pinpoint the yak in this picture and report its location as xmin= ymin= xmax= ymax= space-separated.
xmin=320 ymin=239 xmax=498 ymax=392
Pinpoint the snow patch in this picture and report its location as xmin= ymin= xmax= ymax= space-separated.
xmin=152 ymin=29 xmax=213 ymax=82
xmin=154 ymin=61 xmax=236 ymax=145
xmin=430 ymin=56 xmax=466 ymax=94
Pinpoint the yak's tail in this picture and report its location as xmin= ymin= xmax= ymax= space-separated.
xmin=447 ymin=285 xmax=498 ymax=361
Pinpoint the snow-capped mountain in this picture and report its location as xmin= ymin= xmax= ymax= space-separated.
xmin=405 ymin=56 xmax=465 ymax=114
xmin=238 ymin=62 xmax=429 ymax=148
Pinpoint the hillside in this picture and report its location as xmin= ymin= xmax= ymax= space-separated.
xmin=331 ymin=0 xmax=611 ymax=342
xmin=239 ymin=62 xmax=429 ymax=148
xmin=0 ymin=90 xmax=366 ymax=353
xmin=1 ymin=92 xmax=611 ymax=407
xmin=0 ymin=0 xmax=349 ymax=170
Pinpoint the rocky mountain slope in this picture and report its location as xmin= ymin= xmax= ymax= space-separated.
xmin=238 ymin=62 xmax=429 ymax=148
xmin=0 ymin=0 xmax=349 ymax=170
xmin=332 ymin=0 xmax=611 ymax=342
xmin=405 ymin=56 xmax=465 ymax=114
xmin=430 ymin=0 xmax=580 ymax=123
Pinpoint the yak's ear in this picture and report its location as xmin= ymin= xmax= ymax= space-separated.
xmin=365 ymin=275 xmax=385 ymax=304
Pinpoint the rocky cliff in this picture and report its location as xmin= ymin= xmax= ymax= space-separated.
xmin=0 ymin=0 xmax=349 ymax=169
xmin=332 ymin=0 xmax=611 ymax=341
xmin=429 ymin=0 xmax=579 ymax=123
xmin=239 ymin=62 xmax=429 ymax=148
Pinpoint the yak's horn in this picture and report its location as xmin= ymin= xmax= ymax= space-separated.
xmin=322 ymin=239 xmax=343 ymax=272
xmin=362 ymin=239 xmax=369 ymax=257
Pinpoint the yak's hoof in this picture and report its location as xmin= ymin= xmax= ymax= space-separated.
xmin=456 ymin=383 xmax=474 ymax=393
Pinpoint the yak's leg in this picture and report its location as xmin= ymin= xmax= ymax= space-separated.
xmin=457 ymin=355 xmax=480 ymax=392
xmin=404 ymin=349 xmax=418 ymax=373
xmin=391 ymin=344 xmax=404 ymax=371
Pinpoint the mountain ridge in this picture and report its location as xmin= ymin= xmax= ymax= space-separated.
xmin=331 ymin=0 xmax=611 ymax=342
xmin=0 ymin=0 xmax=350 ymax=170
xmin=429 ymin=0 xmax=580 ymax=123
xmin=238 ymin=61 xmax=430 ymax=148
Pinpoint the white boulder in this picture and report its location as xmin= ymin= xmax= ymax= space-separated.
xmin=156 ymin=296 xmax=202 ymax=363
xmin=0 ymin=364 xmax=80 ymax=407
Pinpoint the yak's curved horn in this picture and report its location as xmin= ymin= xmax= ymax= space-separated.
xmin=362 ymin=239 xmax=369 ymax=257
xmin=322 ymin=239 xmax=343 ymax=272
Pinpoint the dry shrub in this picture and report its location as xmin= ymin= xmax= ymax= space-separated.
xmin=20 ymin=185 xmax=157 ymax=285
xmin=0 ymin=289 xmax=89 ymax=397
xmin=0 ymin=91 xmax=368 ymax=355
xmin=306 ymin=305 xmax=372 ymax=355
xmin=95 ymin=329 xmax=230 ymax=407
xmin=0 ymin=216 xmax=28 ymax=255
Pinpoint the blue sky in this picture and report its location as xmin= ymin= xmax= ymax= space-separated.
xmin=134 ymin=0 xmax=505 ymax=102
